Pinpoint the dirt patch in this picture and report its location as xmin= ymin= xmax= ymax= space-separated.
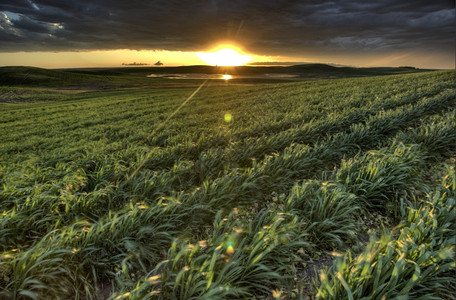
xmin=296 ymin=253 xmax=334 ymax=299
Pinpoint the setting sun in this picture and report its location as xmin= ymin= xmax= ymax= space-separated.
xmin=196 ymin=46 xmax=251 ymax=66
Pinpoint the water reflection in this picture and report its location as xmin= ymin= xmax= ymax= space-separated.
xmin=146 ymin=73 xmax=299 ymax=80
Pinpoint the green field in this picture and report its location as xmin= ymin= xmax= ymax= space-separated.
xmin=0 ymin=68 xmax=455 ymax=299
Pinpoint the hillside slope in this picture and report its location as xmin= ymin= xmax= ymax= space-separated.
xmin=0 ymin=71 xmax=454 ymax=299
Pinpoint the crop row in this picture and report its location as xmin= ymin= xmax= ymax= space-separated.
xmin=1 ymin=71 xmax=454 ymax=298
xmin=1 ymin=72 xmax=452 ymax=162
xmin=109 ymin=139 xmax=455 ymax=299
xmin=1 ymin=90 xmax=454 ymax=252
xmin=1 ymin=107 xmax=454 ymax=298
xmin=316 ymin=166 xmax=455 ymax=299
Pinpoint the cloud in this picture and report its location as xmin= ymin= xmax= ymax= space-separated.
xmin=122 ymin=62 xmax=149 ymax=66
xmin=0 ymin=0 xmax=454 ymax=60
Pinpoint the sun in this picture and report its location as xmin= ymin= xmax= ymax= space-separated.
xmin=196 ymin=45 xmax=251 ymax=66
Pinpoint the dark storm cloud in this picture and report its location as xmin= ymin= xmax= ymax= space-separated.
xmin=0 ymin=0 xmax=454 ymax=57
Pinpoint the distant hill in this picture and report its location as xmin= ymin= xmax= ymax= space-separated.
xmin=60 ymin=63 xmax=431 ymax=77
xmin=0 ymin=64 xmax=432 ymax=88
xmin=0 ymin=66 xmax=111 ymax=87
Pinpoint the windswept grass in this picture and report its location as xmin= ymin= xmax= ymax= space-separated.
xmin=316 ymin=166 xmax=456 ymax=299
xmin=111 ymin=209 xmax=311 ymax=299
xmin=0 ymin=70 xmax=454 ymax=299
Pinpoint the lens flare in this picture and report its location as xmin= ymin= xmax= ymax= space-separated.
xmin=221 ymin=74 xmax=232 ymax=80
xmin=224 ymin=113 xmax=232 ymax=123
xmin=226 ymin=242 xmax=234 ymax=255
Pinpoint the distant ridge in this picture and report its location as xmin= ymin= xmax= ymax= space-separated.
xmin=59 ymin=63 xmax=429 ymax=76
xmin=0 ymin=64 xmax=432 ymax=87
xmin=0 ymin=66 xmax=101 ymax=86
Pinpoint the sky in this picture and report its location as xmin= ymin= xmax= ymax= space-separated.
xmin=0 ymin=0 xmax=454 ymax=69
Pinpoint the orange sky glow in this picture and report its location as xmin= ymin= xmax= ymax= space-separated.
xmin=0 ymin=48 xmax=453 ymax=69
xmin=0 ymin=48 xmax=279 ymax=68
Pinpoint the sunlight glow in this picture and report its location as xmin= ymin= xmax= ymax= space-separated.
xmin=197 ymin=46 xmax=251 ymax=66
